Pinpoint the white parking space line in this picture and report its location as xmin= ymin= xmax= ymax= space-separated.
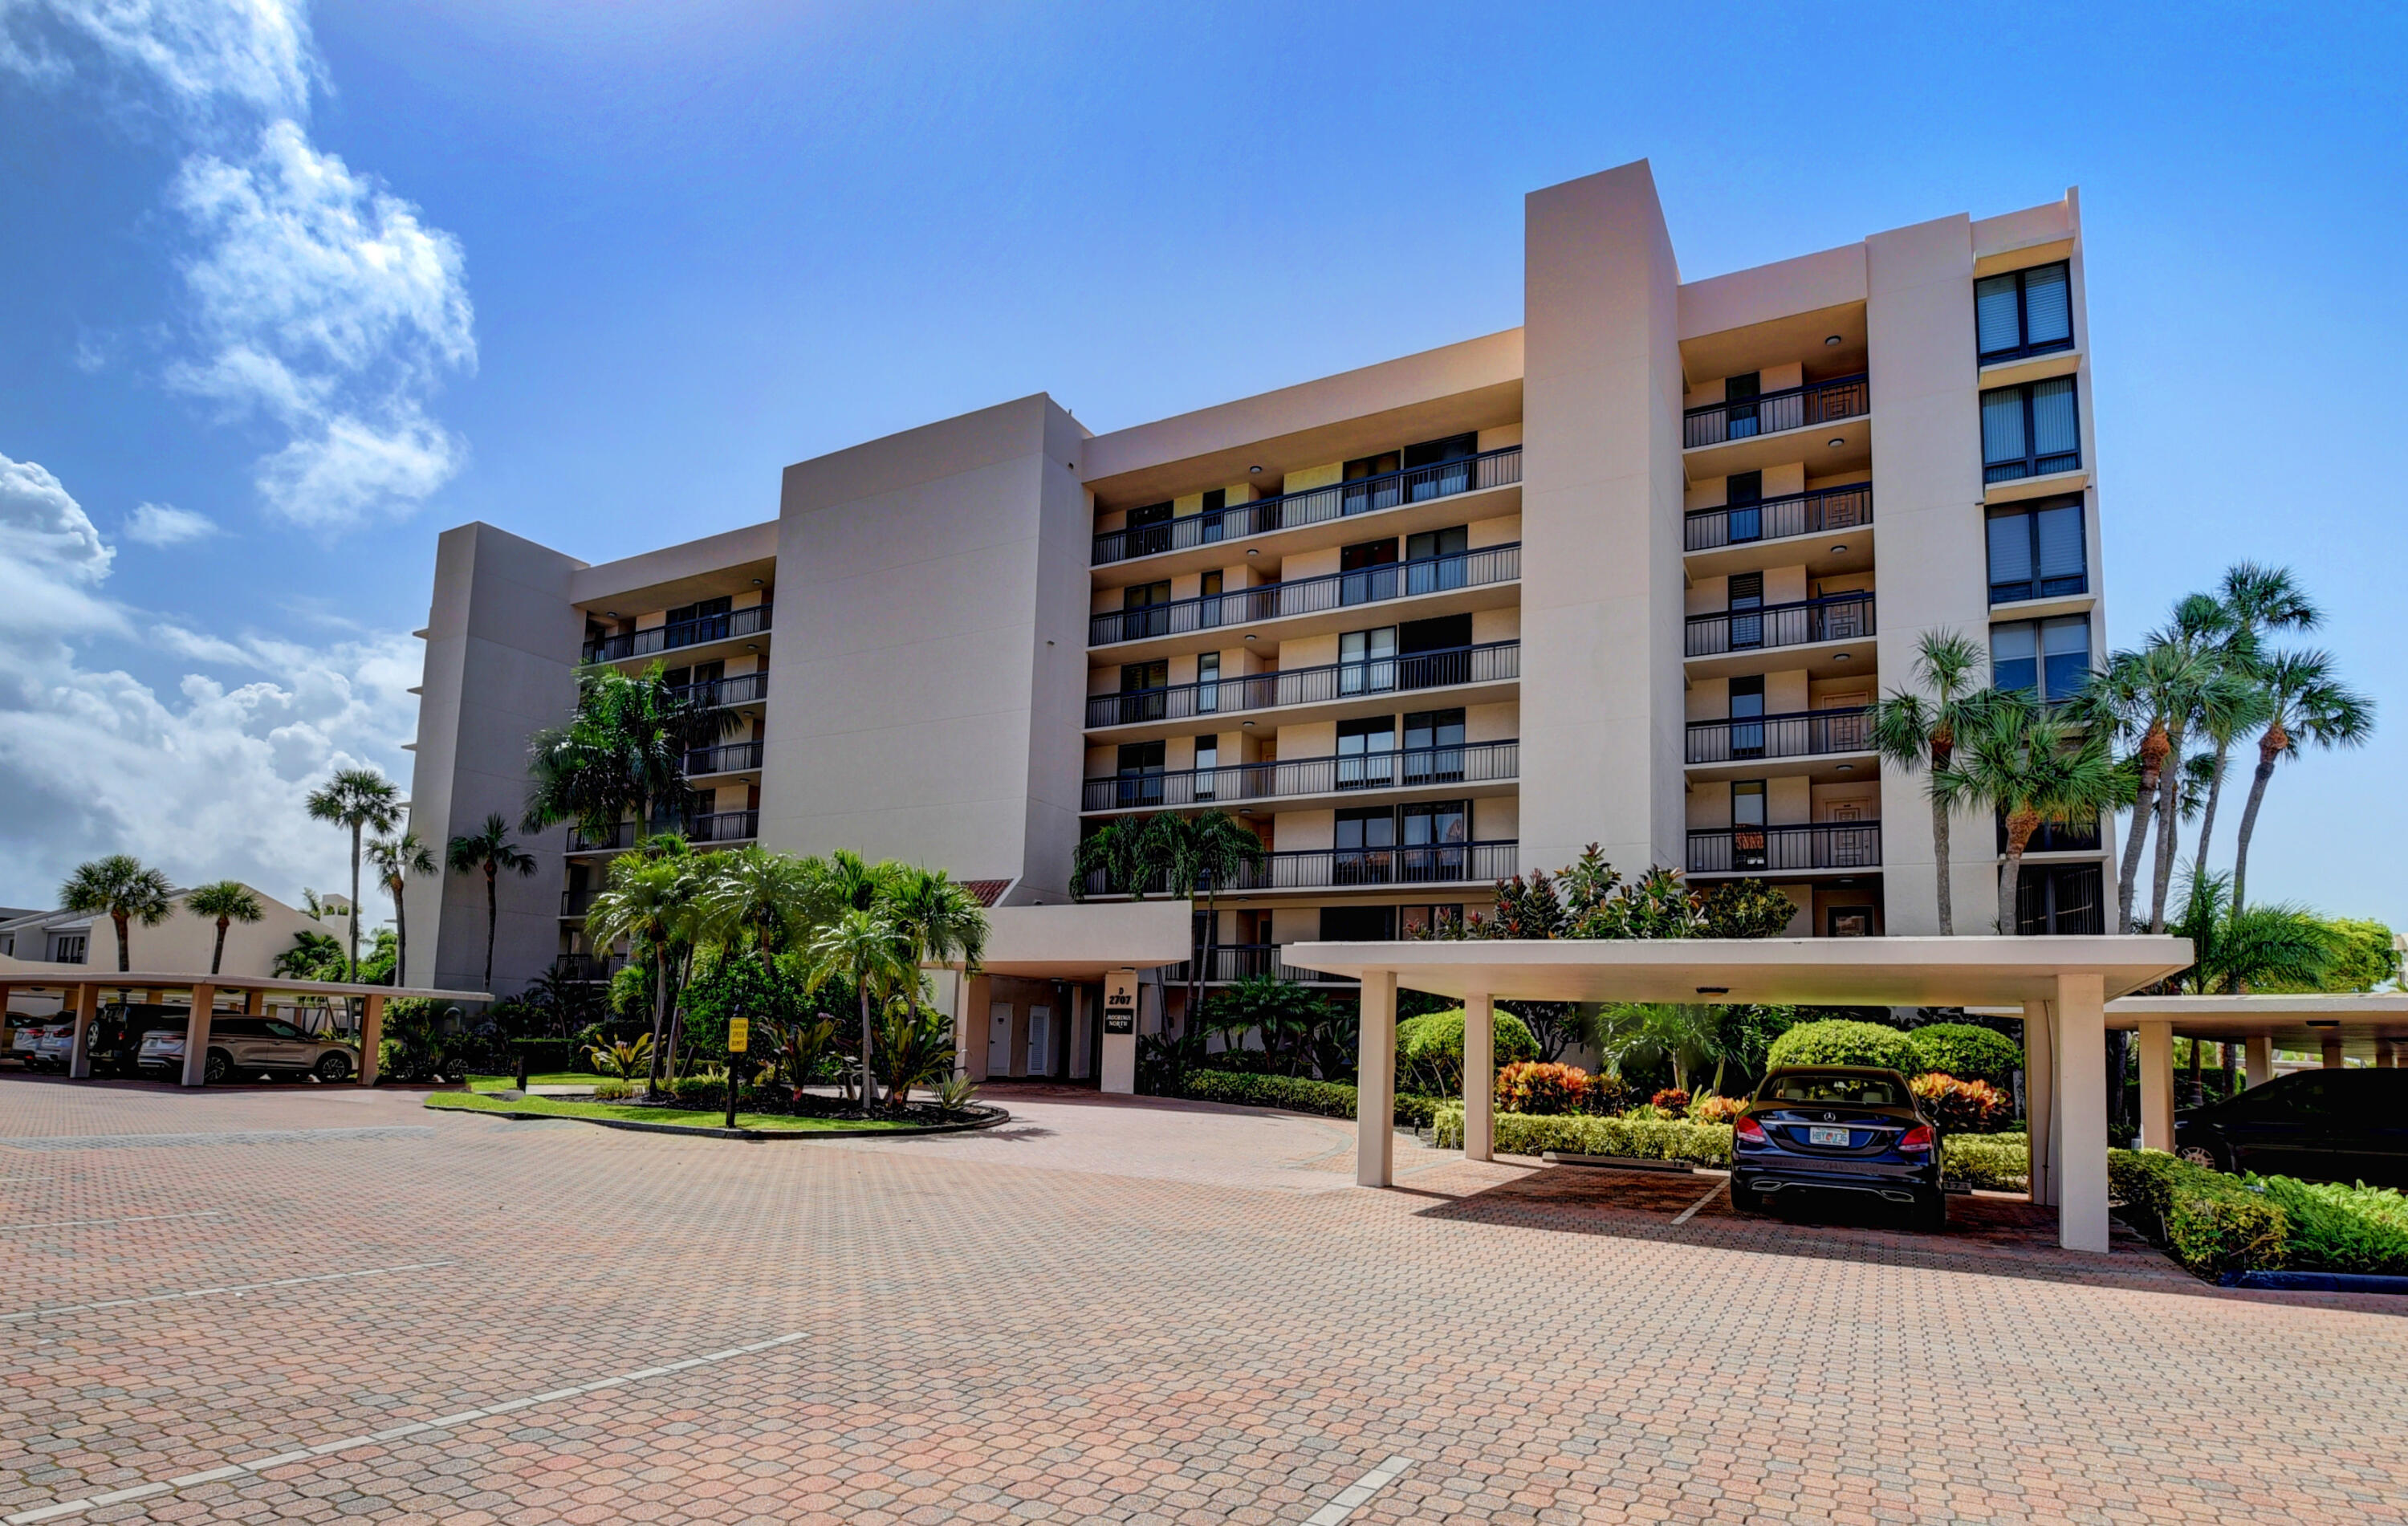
xmin=1304 ymin=1455 xmax=1413 ymax=1525
xmin=0 ymin=1211 xmax=226 ymax=1232
xmin=1 ymin=1329 xmax=812 ymax=1525
xmin=1671 ymin=1179 xmax=1725 ymax=1225
xmin=0 ymin=1261 xmax=451 ymax=1323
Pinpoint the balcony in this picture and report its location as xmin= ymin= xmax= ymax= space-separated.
xmin=1685 ymin=483 xmax=1873 ymax=554
xmin=1083 ymin=840 xmax=1518 ymax=896
xmin=1088 ymin=543 xmax=1519 ymax=649
xmin=1084 ymin=739 xmax=1518 ymax=813
xmin=1085 ymin=641 xmax=1518 ymax=731
xmin=1686 ymin=592 xmax=1876 ymax=658
xmin=584 ymin=602 xmax=772 ymax=665
xmin=1686 ymin=708 xmax=1872 ymax=766
xmin=686 ymin=740 xmax=764 ymax=777
xmin=1686 ymin=823 xmax=1881 ymax=876
xmin=1092 ymin=446 xmax=1522 ymax=567
xmin=560 ymin=888 xmax=599 ymax=919
xmin=567 ymin=810 xmax=759 ymax=854
xmin=550 ymin=953 xmax=625 ymax=983
xmin=1169 ymin=944 xmax=1358 ymax=986
xmin=667 ymin=672 xmax=770 ymax=710
xmin=1684 ymin=375 xmax=1868 ymax=450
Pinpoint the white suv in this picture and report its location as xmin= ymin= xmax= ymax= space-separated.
xmin=141 ymin=1018 xmax=359 ymax=1084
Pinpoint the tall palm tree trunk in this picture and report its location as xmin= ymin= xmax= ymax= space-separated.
xmin=113 ymin=910 xmax=131 ymax=973
xmin=1930 ymin=797 xmax=1954 ymax=935
xmin=393 ymin=890 xmax=408 ymax=986
xmin=211 ymin=918 xmax=230 ymax=976
xmin=482 ymin=866 xmax=499 ymax=991
xmin=858 ymin=987 xmax=879 ymax=1109
xmin=2229 ymin=745 xmax=2280 ymax=914
xmin=647 ymin=958 xmax=669 ymax=1092
xmin=347 ymin=824 xmax=364 ymax=980
xmin=2147 ymin=747 xmax=2184 ymax=933
xmin=2191 ymin=742 xmax=2231 ymax=883
xmin=1997 ymin=850 xmax=2025 ymax=936
xmin=2115 ymin=789 xmax=2154 ymax=934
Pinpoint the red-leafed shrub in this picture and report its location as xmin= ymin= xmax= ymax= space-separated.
xmin=1689 ymin=1093 xmax=1747 ymax=1125
xmin=1910 ymin=1072 xmax=2013 ymax=1133
xmin=1584 ymin=1070 xmax=1635 ymax=1115
xmin=1651 ymin=1087 xmax=1692 ymax=1114
xmin=1497 ymin=1060 xmax=1591 ymax=1116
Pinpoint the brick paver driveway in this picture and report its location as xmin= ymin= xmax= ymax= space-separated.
xmin=3 ymin=1075 xmax=2405 ymax=1526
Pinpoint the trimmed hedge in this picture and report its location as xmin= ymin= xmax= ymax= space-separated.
xmin=1906 ymin=1023 xmax=2022 ymax=1086
xmin=2109 ymin=1150 xmax=2287 ymax=1277
xmin=1763 ymin=1019 xmax=1918 ymax=1075
xmin=2253 ymin=1175 xmax=2408 ymax=1276
xmin=1945 ymin=1132 xmax=2029 ymax=1191
xmin=1396 ymin=1007 xmax=1537 ymax=1091
xmin=1176 ymin=1068 xmax=1448 ymax=1129
xmin=1432 ymin=1105 xmax=1734 ymax=1166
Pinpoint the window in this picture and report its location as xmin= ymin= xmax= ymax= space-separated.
xmin=2018 ymin=862 xmax=2104 ymax=934
xmin=1728 ymin=676 xmax=1766 ymax=759
xmin=1405 ymin=525 xmax=1470 ymax=595
xmin=53 ymin=933 xmax=87 ymax=964
xmin=1727 ymin=571 xmax=1765 ymax=649
xmin=1403 ymin=708 xmax=1466 ymax=783
xmin=1991 ymin=616 xmax=2092 ymax=703
xmin=1724 ymin=470 xmax=1764 ymax=543
xmin=1340 ymin=627 xmax=1397 ymax=695
xmin=1826 ymin=908 xmax=1874 ymax=938
xmin=1336 ymin=807 xmax=1397 ymax=853
xmin=1125 ymin=501 xmax=1173 ymax=556
xmin=1193 ymin=735 xmax=1221 ymax=802
xmin=1199 ymin=488 xmax=1228 ymax=543
xmin=1340 ymin=538 xmax=1399 ymax=604
xmin=1731 ymin=780 xmax=1767 ymax=870
xmin=1723 ymin=372 xmax=1762 ymax=439
xmin=1116 ymin=740 xmax=1165 ymax=808
xmin=1987 ymin=497 xmax=2087 ymax=603
xmin=1337 ymin=716 xmax=1397 ymax=790
xmin=1194 ymin=652 xmax=1222 ymax=714
xmin=1975 ymin=262 xmax=2073 ymax=362
xmin=1401 ymin=433 xmax=1478 ymax=500
xmin=1981 ymin=376 xmax=2081 ymax=483
xmin=1118 ymin=580 xmax=1173 ymax=640
xmin=1999 ymin=812 xmax=2102 ymax=854
xmin=1320 ymin=904 xmax=1397 ymax=941
xmin=1342 ymin=449 xmax=1404 ymax=515
xmin=1116 ymin=660 xmax=1168 ymax=724
xmin=1403 ymin=801 xmax=1470 ymax=880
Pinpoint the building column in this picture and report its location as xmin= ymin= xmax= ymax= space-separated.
xmin=2321 ymin=1031 xmax=2345 ymax=1069
xmin=1462 ymin=991 xmax=1495 ymax=1163
xmin=2137 ymin=1021 xmax=2175 ymax=1153
xmin=242 ymin=986 xmax=265 ymax=1015
xmin=181 ymin=983 xmax=218 ymax=1088
xmin=357 ymin=994 xmax=386 ymax=1086
xmin=1356 ymin=970 xmax=1397 ymax=1188
xmin=66 ymin=984 xmax=100 ymax=1079
xmin=2054 ymin=973 xmax=2110 ymax=1254
xmin=2377 ymin=1039 xmax=2397 ymax=1070
xmin=2023 ymin=999 xmax=2056 ymax=1207
xmin=1069 ymin=986 xmax=1091 ymax=1080
xmin=2245 ymin=1034 xmax=2274 ymax=1088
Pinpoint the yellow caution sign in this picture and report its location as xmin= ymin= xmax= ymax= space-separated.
xmin=726 ymin=1016 xmax=750 ymax=1054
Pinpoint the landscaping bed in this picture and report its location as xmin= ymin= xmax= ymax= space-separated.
xmin=1428 ymin=1103 xmax=2033 ymax=1186
xmin=2109 ymin=1150 xmax=2408 ymax=1281
xmin=1175 ymin=1068 xmax=1450 ymax=1128
xmin=426 ymin=1090 xmax=1009 ymax=1139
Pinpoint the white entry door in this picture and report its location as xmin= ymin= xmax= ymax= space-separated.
xmin=1027 ymin=1007 xmax=1051 ymax=1076
xmin=988 ymin=1002 xmax=1013 ymax=1075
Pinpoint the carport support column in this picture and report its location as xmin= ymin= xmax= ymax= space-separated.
xmin=2321 ymin=1032 xmax=2345 ymax=1069
xmin=180 ymin=983 xmax=217 ymax=1088
xmin=2023 ymin=999 xmax=2056 ymax=1207
xmin=2244 ymin=1034 xmax=2274 ymax=1089
xmin=66 ymin=984 xmax=99 ymax=1080
xmin=2379 ymin=1040 xmax=2397 ymax=1070
xmin=1462 ymin=991 xmax=1494 ymax=1163
xmin=1356 ymin=969 xmax=1397 ymax=1188
xmin=358 ymin=994 xmax=386 ymax=1086
xmin=2137 ymin=1021 xmax=2175 ymax=1153
xmin=2054 ymin=972 xmax=2110 ymax=1255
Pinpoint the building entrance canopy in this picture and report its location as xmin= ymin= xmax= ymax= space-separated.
xmin=1280 ymin=934 xmax=2195 ymax=1255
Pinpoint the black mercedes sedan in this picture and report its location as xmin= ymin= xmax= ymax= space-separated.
xmin=1729 ymin=1066 xmax=1946 ymax=1228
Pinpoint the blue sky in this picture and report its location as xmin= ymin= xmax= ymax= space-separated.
xmin=2 ymin=0 xmax=2402 ymax=927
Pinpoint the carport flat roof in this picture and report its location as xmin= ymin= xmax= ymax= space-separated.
xmin=1280 ymin=934 xmax=2194 ymax=1006
xmin=0 ymin=956 xmax=487 ymax=1003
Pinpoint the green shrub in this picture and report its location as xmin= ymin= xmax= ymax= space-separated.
xmin=592 ymin=1080 xmax=633 ymax=1101
xmin=1907 ymin=1023 xmax=2023 ymax=1086
xmin=1177 ymin=1068 xmax=1445 ymax=1128
xmin=2109 ymin=1150 xmax=2287 ymax=1277
xmin=1396 ymin=1007 xmax=1538 ymax=1093
xmin=1763 ymin=1019 xmax=1918 ymax=1075
xmin=1942 ymin=1131 xmax=2028 ymax=1190
xmin=1432 ymin=1105 xmax=1733 ymax=1166
xmin=2252 ymin=1176 xmax=2408 ymax=1276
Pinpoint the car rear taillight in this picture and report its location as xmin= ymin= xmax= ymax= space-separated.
xmin=1898 ymin=1124 xmax=1935 ymax=1154
xmin=1735 ymin=1116 xmax=1768 ymax=1144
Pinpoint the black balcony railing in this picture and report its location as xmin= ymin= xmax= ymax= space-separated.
xmin=1092 ymin=446 xmax=1523 ymax=566
xmin=665 ymin=672 xmax=770 ymax=710
xmin=1685 ymin=483 xmax=1873 ymax=553
xmin=584 ymin=602 xmax=773 ymax=665
xmin=686 ymin=741 xmax=765 ymax=775
xmin=1087 ymin=641 xmax=1519 ymax=729
xmin=1998 ymin=816 xmax=2104 ymax=854
xmin=1686 ymin=592 xmax=1876 ymax=657
xmin=1684 ymin=375 xmax=1869 ymax=450
xmin=1687 ymin=823 xmax=1881 ymax=874
xmin=1686 ymin=708 xmax=1873 ymax=765
xmin=1085 ymin=739 xmax=1518 ymax=812
xmin=551 ymin=953 xmax=625 ymax=983
xmin=1084 ymin=840 xmax=1518 ymax=897
xmin=1089 ymin=543 xmax=1519 ymax=647
xmin=1170 ymin=944 xmax=1360 ymax=985
xmin=567 ymin=810 xmax=759 ymax=853
xmin=560 ymin=888 xmax=599 ymax=919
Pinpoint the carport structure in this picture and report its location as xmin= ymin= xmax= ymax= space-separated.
xmin=1282 ymin=935 xmax=2193 ymax=1254
xmin=2112 ymin=992 xmax=2408 ymax=1154
xmin=0 ymin=958 xmax=489 ymax=1086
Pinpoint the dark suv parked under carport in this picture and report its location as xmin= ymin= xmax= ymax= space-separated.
xmin=1729 ymin=1066 xmax=1946 ymax=1228
xmin=2174 ymin=1068 xmax=2408 ymax=1187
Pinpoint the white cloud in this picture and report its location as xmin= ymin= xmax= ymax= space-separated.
xmin=0 ymin=0 xmax=315 ymax=123
xmin=124 ymin=499 xmax=218 ymax=545
xmin=0 ymin=449 xmax=418 ymax=905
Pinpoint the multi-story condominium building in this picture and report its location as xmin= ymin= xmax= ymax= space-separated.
xmin=405 ymin=160 xmax=2113 ymax=1078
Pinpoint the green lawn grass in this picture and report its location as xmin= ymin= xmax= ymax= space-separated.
xmin=467 ymin=1072 xmax=598 ymax=1092
xmin=427 ymin=1091 xmax=915 ymax=1133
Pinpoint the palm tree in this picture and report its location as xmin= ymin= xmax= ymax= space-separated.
xmin=1594 ymin=1003 xmax=1726 ymax=1096
xmin=184 ymin=881 xmax=263 ymax=975
xmin=585 ymin=853 xmax=702 ymax=1092
xmin=59 ymin=855 xmax=173 ymax=973
xmin=1068 ymin=816 xmax=1150 ymax=900
xmin=1866 ymin=630 xmax=1990 ymax=934
xmin=307 ymin=767 xmax=401 ymax=979
xmin=807 ymin=905 xmax=913 ymax=1111
xmin=446 ymin=813 xmax=538 ymax=991
xmin=697 ymin=845 xmax=817 ymax=956
xmin=1936 ymin=694 xmax=2124 ymax=934
xmin=2230 ymin=649 xmax=2374 ymax=912
xmin=2169 ymin=870 xmax=2338 ymax=995
xmin=881 ymin=865 xmax=990 ymax=976
xmin=364 ymin=830 xmax=437 ymax=986
xmin=1132 ymin=811 xmax=1264 ymax=1036
xmin=2190 ymin=563 xmax=2316 ymax=873
xmin=523 ymin=662 xmax=731 ymax=849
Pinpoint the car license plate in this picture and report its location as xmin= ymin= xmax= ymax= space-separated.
xmin=1808 ymin=1125 xmax=1853 ymax=1146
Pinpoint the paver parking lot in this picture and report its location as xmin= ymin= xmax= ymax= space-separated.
xmin=2 ymin=1074 xmax=2405 ymax=1526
